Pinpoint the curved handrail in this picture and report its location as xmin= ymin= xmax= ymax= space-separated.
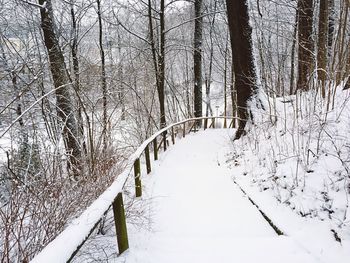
xmin=30 ymin=116 xmax=237 ymax=263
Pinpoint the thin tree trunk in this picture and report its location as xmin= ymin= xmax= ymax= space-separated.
xmin=193 ymin=0 xmax=203 ymax=123
xmin=289 ymin=7 xmax=298 ymax=95
xmin=205 ymin=1 xmax=217 ymax=119
xmin=96 ymin=0 xmax=108 ymax=151
xmin=117 ymin=27 xmax=126 ymax=120
xmin=70 ymin=2 xmax=80 ymax=98
xmin=223 ymin=36 xmax=229 ymax=123
xmin=328 ymin=0 xmax=335 ymax=55
xmin=317 ymin=0 xmax=329 ymax=98
xmin=70 ymin=1 xmax=86 ymax=154
xmin=335 ymin=0 xmax=349 ymax=85
xmin=148 ymin=0 xmax=166 ymax=129
xmin=158 ymin=0 xmax=166 ymax=129
xmin=184 ymin=31 xmax=191 ymax=117
xmin=226 ymin=0 xmax=257 ymax=139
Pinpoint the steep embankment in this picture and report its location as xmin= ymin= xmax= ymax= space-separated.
xmin=229 ymin=88 xmax=350 ymax=263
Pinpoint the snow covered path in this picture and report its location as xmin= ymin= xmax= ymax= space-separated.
xmin=119 ymin=129 xmax=320 ymax=263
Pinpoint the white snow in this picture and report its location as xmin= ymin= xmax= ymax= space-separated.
xmin=227 ymin=88 xmax=350 ymax=263
xmin=116 ymin=129 xmax=320 ymax=262
xmin=29 ymin=117 xmax=229 ymax=263
xmin=31 ymin=106 xmax=350 ymax=262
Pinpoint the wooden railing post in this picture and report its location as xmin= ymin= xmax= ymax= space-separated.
xmin=145 ymin=144 xmax=151 ymax=174
xmin=134 ymin=158 xmax=142 ymax=197
xmin=113 ymin=192 xmax=129 ymax=255
xmin=33 ymin=117 xmax=238 ymax=262
xmin=171 ymin=126 xmax=175 ymax=144
xmin=163 ymin=132 xmax=167 ymax=151
xmin=153 ymin=137 xmax=158 ymax=160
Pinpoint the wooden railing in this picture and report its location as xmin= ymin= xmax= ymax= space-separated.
xmin=30 ymin=116 xmax=236 ymax=263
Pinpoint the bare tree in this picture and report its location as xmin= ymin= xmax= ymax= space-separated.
xmin=226 ymin=0 xmax=258 ymax=140
xmin=317 ymin=0 xmax=329 ymax=98
xmin=96 ymin=0 xmax=108 ymax=151
xmin=289 ymin=6 xmax=299 ymax=95
xmin=193 ymin=0 xmax=203 ymax=123
xmin=334 ymin=0 xmax=349 ymax=86
xmin=69 ymin=0 xmax=86 ymax=153
xmin=328 ymin=0 xmax=335 ymax=54
xmin=148 ymin=0 xmax=166 ymax=129
xmin=204 ymin=0 xmax=217 ymax=120
xmin=38 ymin=0 xmax=81 ymax=176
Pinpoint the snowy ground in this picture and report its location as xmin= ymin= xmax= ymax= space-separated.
xmin=69 ymin=87 xmax=350 ymax=263
xmin=226 ymin=88 xmax=350 ymax=263
xmin=108 ymin=129 xmax=323 ymax=263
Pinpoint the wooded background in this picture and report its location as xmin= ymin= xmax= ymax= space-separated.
xmin=0 ymin=0 xmax=349 ymax=261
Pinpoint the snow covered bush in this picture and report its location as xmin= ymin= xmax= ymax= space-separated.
xmin=230 ymin=85 xmax=350 ymax=242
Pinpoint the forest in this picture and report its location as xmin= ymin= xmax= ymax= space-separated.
xmin=0 ymin=0 xmax=349 ymax=262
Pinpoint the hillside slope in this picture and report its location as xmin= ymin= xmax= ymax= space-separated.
xmin=230 ymin=87 xmax=350 ymax=262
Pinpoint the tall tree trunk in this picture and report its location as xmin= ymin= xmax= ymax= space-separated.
xmin=335 ymin=0 xmax=349 ymax=85
xmin=230 ymin=62 xmax=237 ymax=128
xmin=70 ymin=2 xmax=80 ymax=98
xmin=296 ymin=0 xmax=315 ymax=92
xmin=193 ymin=0 xmax=203 ymax=123
xmin=70 ymin=1 xmax=86 ymax=154
xmin=148 ymin=0 xmax=159 ymax=104
xmin=38 ymin=0 xmax=81 ymax=176
xmin=117 ymin=27 xmax=126 ymax=120
xmin=226 ymin=0 xmax=257 ymax=140
xmin=158 ymin=0 xmax=166 ymax=129
xmin=148 ymin=0 xmax=166 ymax=129
xmin=96 ymin=0 xmax=108 ymax=151
xmin=205 ymin=0 xmax=217 ymax=119
xmin=317 ymin=0 xmax=329 ymax=98
xmin=289 ymin=7 xmax=299 ymax=95
xmin=183 ymin=30 xmax=191 ymax=118
xmin=223 ymin=36 xmax=229 ymax=128
xmin=328 ymin=0 xmax=335 ymax=55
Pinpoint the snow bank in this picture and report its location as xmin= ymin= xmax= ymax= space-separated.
xmin=229 ymin=87 xmax=350 ymax=262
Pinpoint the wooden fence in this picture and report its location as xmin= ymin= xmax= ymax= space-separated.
xmin=30 ymin=116 xmax=237 ymax=263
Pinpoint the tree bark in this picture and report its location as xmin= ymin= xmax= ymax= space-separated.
xmin=336 ymin=0 xmax=349 ymax=85
xmin=328 ymin=0 xmax=335 ymax=55
xmin=289 ymin=7 xmax=299 ymax=95
xmin=317 ymin=0 xmax=329 ymax=98
xmin=296 ymin=0 xmax=314 ymax=92
xmin=38 ymin=0 xmax=81 ymax=176
xmin=158 ymin=0 xmax=166 ymax=129
xmin=117 ymin=27 xmax=126 ymax=120
xmin=205 ymin=0 xmax=217 ymax=119
xmin=193 ymin=0 xmax=203 ymax=123
xmin=70 ymin=1 xmax=86 ymax=154
xmin=148 ymin=0 xmax=166 ymax=129
xmin=226 ymin=0 xmax=257 ymax=140
xmin=96 ymin=0 xmax=108 ymax=150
